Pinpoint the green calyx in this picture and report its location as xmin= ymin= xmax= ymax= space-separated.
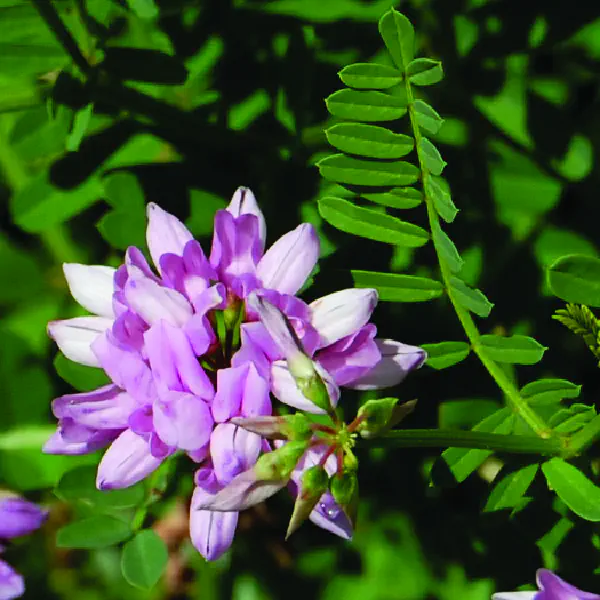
xmin=300 ymin=465 xmax=330 ymax=500
xmin=254 ymin=441 xmax=308 ymax=482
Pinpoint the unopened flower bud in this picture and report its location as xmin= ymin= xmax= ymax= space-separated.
xmin=356 ymin=398 xmax=417 ymax=438
xmin=286 ymin=465 xmax=330 ymax=539
xmin=254 ymin=441 xmax=308 ymax=482
xmin=230 ymin=414 xmax=313 ymax=441
xmin=330 ymin=472 xmax=359 ymax=528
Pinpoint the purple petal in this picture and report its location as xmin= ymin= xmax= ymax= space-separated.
xmin=48 ymin=317 xmax=112 ymax=367
xmin=0 ymin=559 xmax=24 ymax=600
xmin=310 ymin=288 xmax=378 ymax=347
xmin=270 ymin=361 xmax=339 ymax=414
xmin=125 ymin=247 xmax=159 ymax=282
xmin=210 ymin=423 xmax=262 ymax=485
xmin=349 ymin=339 xmax=426 ymax=390
xmin=309 ymin=492 xmax=353 ymax=540
xmin=240 ymin=363 xmax=271 ymax=418
xmin=190 ymin=487 xmax=238 ymax=561
xmin=182 ymin=240 xmax=216 ymax=303
xmin=193 ymin=468 xmax=285 ymax=512
xmin=227 ymin=187 xmax=266 ymax=251
xmin=491 ymin=594 xmax=536 ymax=600
xmin=536 ymin=570 xmax=600 ymax=600
xmin=317 ymin=324 xmax=381 ymax=386
xmin=96 ymin=429 xmax=165 ymax=489
xmin=52 ymin=384 xmax=136 ymax=430
xmin=146 ymin=203 xmax=194 ymax=273
xmin=256 ymin=223 xmax=319 ymax=295
xmin=92 ymin=332 xmax=157 ymax=404
xmin=111 ymin=310 xmax=147 ymax=352
xmin=237 ymin=321 xmax=282 ymax=362
xmin=152 ymin=392 xmax=213 ymax=452
xmin=63 ymin=263 xmax=115 ymax=318
xmin=43 ymin=423 xmax=118 ymax=455
xmin=231 ymin=332 xmax=272 ymax=381
xmin=144 ymin=321 xmax=214 ymax=399
xmin=124 ymin=276 xmax=192 ymax=327
xmin=0 ymin=498 xmax=47 ymax=539
xmin=209 ymin=210 xmax=262 ymax=283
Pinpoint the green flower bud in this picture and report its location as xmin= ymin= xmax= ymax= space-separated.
xmin=330 ymin=472 xmax=357 ymax=506
xmin=356 ymin=398 xmax=417 ymax=438
xmin=296 ymin=373 xmax=332 ymax=413
xmin=254 ymin=441 xmax=307 ymax=482
xmin=286 ymin=465 xmax=330 ymax=539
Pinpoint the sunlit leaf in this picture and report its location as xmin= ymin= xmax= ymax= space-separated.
xmin=413 ymin=99 xmax=444 ymax=134
xmin=362 ymin=187 xmax=422 ymax=209
xmin=317 ymin=154 xmax=419 ymax=186
xmin=57 ymin=516 xmax=132 ymax=549
xmin=549 ymin=404 xmax=596 ymax=434
xmin=352 ymin=270 xmax=443 ymax=302
xmin=449 ymin=277 xmax=493 ymax=317
xmin=419 ymin=138 xmax=446 ymax=175
xmin=548 ymin=254 xmax=600 ymax=307
xmin=426 ymin=176 xmax=457 ymax=222
xmin=479 ymin=335 xmax=547 ymax=365
xmin=326 ymin=89 xmax=407 ymax=121
xmin=431 ymin=221 xmax=463 ymax=273
xmin=521 ymin=379 xmax=582 ymax=406
xmin=407 ymin=58 xmax=444 ymax=86
xmin=325 ymin=123 xmax=413 ymax=159
xmin=378 ymin=9 xmax=414 ymax=70
xmin=338 ymin=63 xmax=402 ymax=89
xmin=319 ymin=197 xmax=429 ymax=247
xmin=121 ymin=530 xmax=168 ymax=590
xmin=421 ymin=341 xmax=470 ymax=370
xmin=484 ymin=464 xmax=539 ymax=513
xmin=542 ymin=458 xmax=600 ymax=521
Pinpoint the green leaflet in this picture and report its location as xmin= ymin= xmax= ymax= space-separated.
xmin=478 ymin=334 xmax=547 ymax=365
xmin=351 ymin=270 xmax=443 ymax=302
xmin=548 ymin=254 xmax=600 ymax=307
xmin=449 ymin=276 xmax=493 ymax=317
xmin=542 ymin=458 xmax=600 ymax=521
xmin=483 ymin=463 xmax=539 ymax=513
xmin=124 ymin=0 xmax=159 ymax=19
xmin=325 ymin=123 xmax=414 ymax=159
xmin=407 ymin=58 xmax=444 ymax=86
xmin=413 ymin=99 xmax=444 ymax=134
xmin=362 ymin=187 xmax=423 ymax=209
xmin=426 ymin=176 xmax=458 ymax=223
xmin=55 ymin=465 xmax=145 ymax=510
xmin=431 ymin=220 xmax=463 ymax=273
xmin=378 ymin=9 xmax=414 ymax=70
xmin=317 ymin=154 xmax=419 ymax=186
xmin=520 ymin=379 xmax=582 ymax=406
xmin=121 ymin=530 xmax=168 ymax=590
xmin=57 ymin=515 xmax=132 ymax=549
xmin=326 ymin=89 xmax=407 ymax=122
xmin=419 ymin=138 xmax=447 ymax=175
xmin=53 ymin=353 xmax=110 ymax=393
xmin=421 ymin=341 xmax=470 ymax=369
xmin=549 ymin=403 xmax=596 ymax=434
xmin=338 ymin=63 xmax=402 ymax=89
xmin=319 ymin=197 xmax=429 ymax=247
xmin=441 ymin=407 xmax=514 ymax=483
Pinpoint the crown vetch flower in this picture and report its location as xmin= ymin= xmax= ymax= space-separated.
xmin=493 ymin=569 xmax=600 ymax=600
xmin=0 ymin=497 xmax=47 ymax=600
xmin=47 ymin=186 xmax=425 ymax=559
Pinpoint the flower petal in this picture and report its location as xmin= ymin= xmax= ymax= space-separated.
xmin=349 ymin=339 xmax=426 ymax=390
xmin=146 ymin=203 xmax=194 ymax=273
xmin=96 ymin=429 xmax=166 ymax=489
xmin=310 ymin=288 xmax=378 ymax=346
xmin=491 ymin=594 xmax=537 ymax=600
xmin=153 ymin=392 xmax=213 ymax=452
xmin=145 ymin=321 xmax=214 ymax=399
xmin=190 ymin=487 xmax=238 ymax=561
xmin=227 ymin=186 xmax=266 ymax=251
xmin=124 ymin=276 xmax=192 ymax=327
xmin=63 ymin=264 xmax=116 ymax=318
xmin=257 ymin=223 xmax=319 ymax=295
xmin=43 ymin=424 xmax=118 ymax=455
xmin=193 ymin=468 xmax=285 ymax=512
xmin=270 ymin=361 xmax=339 ymax=414
xmin=536 ymin=569 xmax=600 ymax=600
xmin=210 ymin=423 xmax=262 ymax=485
xmin=309 ymin=492 xmax=353 ymax=540
xmin=48 ymin=317 xmax=112 ymax=367
xmin=0 ymin=559 xmax=24 ymax=600
xmin=52 ymin=384 xmax=136 ymax=430
xmin=0 ymin=498 xmax=47 ymax=539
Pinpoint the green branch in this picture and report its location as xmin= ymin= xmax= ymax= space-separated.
xmin=363 ymin=429 xmax=563 ymax=455
xmin=403 ymin=76 xmax=553 ymax=440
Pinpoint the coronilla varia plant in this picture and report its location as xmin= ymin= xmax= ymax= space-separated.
xmin=3 ymin=3 xmax=600 ymax=598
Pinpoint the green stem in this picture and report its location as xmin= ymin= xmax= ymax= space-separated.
xmin=364 ymin=429 xmax=563 ymax=455
xmin=403 ymin=77 xmax=552 ymax=439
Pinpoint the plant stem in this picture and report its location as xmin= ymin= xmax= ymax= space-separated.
xmin=403 ymin=77 xmax=553 ymax=439
xmin=364 ymin=429 xmax=563 ymax=455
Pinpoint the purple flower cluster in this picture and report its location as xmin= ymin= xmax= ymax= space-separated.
xmin=0 ymin=497 xmax=47 ymax=600
xmin=493 ymin=569 xmax=600 ymax=600
xmin=46 ymin=187 xmax=425 ymax=559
